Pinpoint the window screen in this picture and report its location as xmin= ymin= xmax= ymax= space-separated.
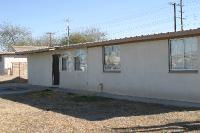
xmin=104 ymin=45 xmax=121 ymax=72
xmin=170 ymin=37 xmax=198 ymax=71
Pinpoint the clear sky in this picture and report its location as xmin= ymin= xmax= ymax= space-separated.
xmin=0 ymin=0 xmax=199 ymax=39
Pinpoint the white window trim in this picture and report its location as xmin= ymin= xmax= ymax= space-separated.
xmin=169 ymin=37 xmax=199 ymax=73
xmin=103 ymin=45 xmax=121 ymax=73
xmin=60 ymin=52 xmax=74 ymax=72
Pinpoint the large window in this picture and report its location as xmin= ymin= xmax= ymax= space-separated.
xmin=170 ymin=37 xmax=198 ymax=72
xmin=103 ymin=45 xmax=121 ymax=72
xmin=74 ymin=49 xmax=87 ymax=71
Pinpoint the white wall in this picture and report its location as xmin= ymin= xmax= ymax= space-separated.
xmin=59 ymin=49 xmax=88 ymax=90
xmin=86 ymin=39 xmax=200 ymax=103
xmin=28 ymin=53 xmax=52 ymax=86
xmin=28 ymin=50 xmax=88 ymax=88
xmin=0 ymin=55 xmax=27 ymax=74
xmin=28 ymin=36 xmax=200 ymax=104
xmin=60 ymin=71 xmax=88 ymax=90
xmin=4 ymin=56 xmax=27 ymax=69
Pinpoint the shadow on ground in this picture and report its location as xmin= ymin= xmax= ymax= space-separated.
xmin=112 ymin=121 xmax=200 ymax=132
xmin=0 ymin=89 xmax=199 ymax=121
xmin=0 ymin=77 xmax=27 ymax=84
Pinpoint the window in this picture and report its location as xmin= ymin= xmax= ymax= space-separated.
xmin=103 ymin=45 xmax=121 ymax=72
xmin=170 ymin=37 xmax=198 ymax=72
xmin=74 ymin=49 xmax=87 ymax=71
xmin=62 ymin=57 xmax=67 ymax=71
xmin=74 ymin=56 xmax=81 ymax=71
xmin=61 ymin=52 xmax=74 ymax=72
xmin=0 ymin=56 xmax=2 ymax=62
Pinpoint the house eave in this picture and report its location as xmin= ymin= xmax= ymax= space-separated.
xmin=15 ymin=28 xmax=200 ymax=55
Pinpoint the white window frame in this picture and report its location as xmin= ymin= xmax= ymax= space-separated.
xmin=74 ymin=49 xmax=87 ymax=72
xmin=61 ymin=52 xmax=74 ymax=72
xmin=103 ymin=45 xmax=121 ymax=72
xmin=61 ymin=57 xmax=67 ymax=71
xmin=169 ymin=37 xmax=199 ymax=72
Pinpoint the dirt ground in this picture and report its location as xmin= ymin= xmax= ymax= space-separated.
xmin=0 ymin=89 xmax=199 ymax=133
xmin=0 ymin=75 xmax=17 ymax=81
xmin=0 ymin=75 xmax=27 ymax=84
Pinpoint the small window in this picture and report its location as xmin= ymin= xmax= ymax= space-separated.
xmin=0 ymin=56 xmax=2 ymax=62
xmin=103 ymin=45 xmax=121 ymax=72
xmin=61 ymin=53 xmax=74 ymax=72
xmin=74 ymin=49 xmax=87 ymax=72
xmin=170 ymin=37 xmax=198 ymax=72
xmin=74 ymin=56 xmax=81 ymax=71
xmin=62 ymin=57 xmax=67 ymax=71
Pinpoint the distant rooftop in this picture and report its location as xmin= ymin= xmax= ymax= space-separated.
xmin=0 ymin=45 xmax=49 ymax=55
xmin=11 ymin=46 xmax=49 ymax=52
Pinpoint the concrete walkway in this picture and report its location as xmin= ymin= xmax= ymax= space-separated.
xmin=0 ymin=83 xmax=46 ymax=95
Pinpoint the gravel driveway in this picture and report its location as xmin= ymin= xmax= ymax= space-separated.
xmin=0 ymin=89 xmax=199 ymax=133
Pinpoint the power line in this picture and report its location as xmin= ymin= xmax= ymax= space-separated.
xmin=108 ymin=18 xmax=172 ymax=39
xmin=72 ymin=5 xmax=170 ymax=31
xmin=68 ymin=4 xmax=172 ymax=40
xmin=184 ymin=0 xmax=200 ymax=5
xmin=63 ymin=1 xmax=200 ymax=40
xmin=168 ymin=0 xmax=186 ymax=31
xmin=72 ymin=11 xmax=171 ymax=36
xmin=180 ymin=0 xmax=200 ymax=30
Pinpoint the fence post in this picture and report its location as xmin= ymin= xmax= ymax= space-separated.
xmin=19 ymin=62 xmax=20 ymax=78
xmin=11 ymin=63 xmax=13 ymax=75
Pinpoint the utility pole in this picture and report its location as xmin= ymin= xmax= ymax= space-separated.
xmin=180 ymin=0 xmax=184 ymax=31
xmin=66 ymin=19 xmax=70 ymax=46
xmin=170 ymin=2 xmax=177 ymax=32
xmin=46 ymin=32 xmax=55 ymax=47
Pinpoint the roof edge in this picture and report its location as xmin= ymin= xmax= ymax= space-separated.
xmin=56 ymin=28 xmax=200 ymax=50
xmin=0 ymin=52 xmax=16 ymax=55
xmin=16 ymin=28 xmax=200 ymax=55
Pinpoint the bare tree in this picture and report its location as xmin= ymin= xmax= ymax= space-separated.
xmin=84 ymin=28 xmax=106 ymax=42
xmin=0 ymin=22 xmax=32 ymax=51
xmin=61 ymin=28 xmax=106 ymax=45
xmin=32 ymin=34 xmax=61 ymax=47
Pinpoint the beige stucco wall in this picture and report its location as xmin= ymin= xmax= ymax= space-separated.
xmin=28 ymin=53 xmax=52 ymax=86
xmin=59 ymin=49 xmax=88 ymax=90
xmin=28 ymin=36 xmax=200 ymax=104
xmin=87 ymin=39 xmax=200 ymax=103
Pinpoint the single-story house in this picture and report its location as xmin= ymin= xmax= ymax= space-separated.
xmin=17 ymin=29 xmax=200 ymax=107
xmin=0 ymin=46 xmax=48 ymax=76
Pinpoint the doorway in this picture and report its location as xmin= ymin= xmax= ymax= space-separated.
xmin=52 ymin=54 xmax=60 ymax=85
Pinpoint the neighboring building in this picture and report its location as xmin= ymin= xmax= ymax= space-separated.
xmin=0 ymin=46 xmax=48 ymax=77
xmin=10 ymin=45 xmax=48 ymax=52
xmin=0 ymin=53 xmax=27 ymax=76
xmin=17 ymin=29 xmax=200 ymax=107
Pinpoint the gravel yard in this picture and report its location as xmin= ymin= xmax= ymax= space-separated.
xmin=0 ymin=89 xmax=199 ymax=133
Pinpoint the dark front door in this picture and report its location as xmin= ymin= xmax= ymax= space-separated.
xmin=52 ymin=54 xmax=60 ymax=85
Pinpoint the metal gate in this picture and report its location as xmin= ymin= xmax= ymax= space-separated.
xmin=11 ymin=62 xmax=28 ymax=78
